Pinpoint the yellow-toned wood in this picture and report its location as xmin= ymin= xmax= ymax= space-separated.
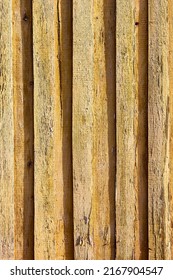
xmin=13 ymin=0 xmax=34 ymax=260
xmin=116 ymin=0 xmax=148 ymax=259
xmin=73 ymin=0 xmax=116 ymax=259
xmin=56 ymin=0 xmax=73 ymax=259
xmin=169 ymin=0 xmax=173 ymax=260
xmin=137 ymin=0 xmax=148 ymax=260
xmin=149 ymin=0 xmax=172 ymax=259
xmin=0 ymin=0 xmax=14 ymax=259
xmin=33 ymin=0 xmax=73 ymax=259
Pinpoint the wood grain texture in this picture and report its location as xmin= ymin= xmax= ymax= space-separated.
xmin=73 ymin=0 xmax=116 ymax=260
xmin=2 ymin=0 xmax=173 ymax=261
xmin=0 ymin=0 xmax=14 ymax=259
xmin=56 ymin=0 xmax=73 ymax=259
xmin=137 ymin=0 xmax=148 ymax=260
xmin=148 ymin=0 xmax=172 ymax=259
xmin=13 ymin=0 xmax=34 ymax=260
xmin=169 ymin=0 xmax=173 ymax=260
xmin=33 ymin=0 xmax=73 ymax=259
xmin=116 ymin=0 xmax=148 ymax=259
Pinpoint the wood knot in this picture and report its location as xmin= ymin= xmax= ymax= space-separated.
xmin=76 ymin=236 xmax=83 ymax=246
xmin=27 ymin=160 xmax=33 ymax=168
xmin=23 ymin=13 xmax=29 ymax=22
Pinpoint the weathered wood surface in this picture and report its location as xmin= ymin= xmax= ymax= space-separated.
xmin=73 ymin=0 xmax=116 ymax=260
xmin=0 ymin=0 xmax=14 ymax=259
xmin=13 ymin=0 xmax=34 ymax=260
xmin=116 ymin=0 xmax=148 ymax=259
xmin=137 ymin=0 xmax=148 ymax=260
xmin=169 ymin=0 xmax=173 ymax=260
xmin=148 ymin=0 xmax=172 ymax=260
xmin=33 ymin=0 xmax=73 ymax=259
xmin=1 ymin=0 xmax=173 ymax=260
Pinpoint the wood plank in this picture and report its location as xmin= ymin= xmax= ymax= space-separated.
xmin=73 ymin=0 xmax=116 ymax=260
xmin=13 ymin=0 xmax=34 ymax=260
xmin=116 ymin=0 xmax=148 ymax=259
xmin=0 ymin=0 xmax=14 ymax=259
xmin=33 ymin=0 xmax=73 ymax=259
xmin=169 ymin=0 xmax=173 ymax=260
xmin=137 ymin=0 xmax=148 ymax=260
xmin=148 ymin=0 xmax=172 ymax=259
xmin=57 ymin=0 xmax=73 ymax=259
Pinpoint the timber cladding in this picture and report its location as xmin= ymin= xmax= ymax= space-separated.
xmin=0 ymin=0 xmax=171 ymax=260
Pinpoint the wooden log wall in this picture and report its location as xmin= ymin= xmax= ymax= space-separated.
xmin=0 ymin=0 xmax=172 ymax=260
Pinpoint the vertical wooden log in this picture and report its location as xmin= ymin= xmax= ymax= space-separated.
xmin=137 ymin=0 xmax=148 ymax=260
xmin=73 ymin=0 xmax=116 ymax=259
xmin=169 ymin=0 xmax=173 ymax=260
xmin=13 ymin=0 xmax=34 ymax=260
xmin=33 ymin=0 xmax=73 ymax=259
xmin=93 ymin=0 xmax=116 ymax=259
xmin=0 ymin=0 xmax=14 ymax=259
xmin=116 ymin=0 xmax=148 ymax=259
xmin=73 ymin=0 xmax=94 ymax=259
xmin=57 ymin=0 xmax=73 ymax=259
xmin=149 ymin=0 xmax=172 ymax=259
